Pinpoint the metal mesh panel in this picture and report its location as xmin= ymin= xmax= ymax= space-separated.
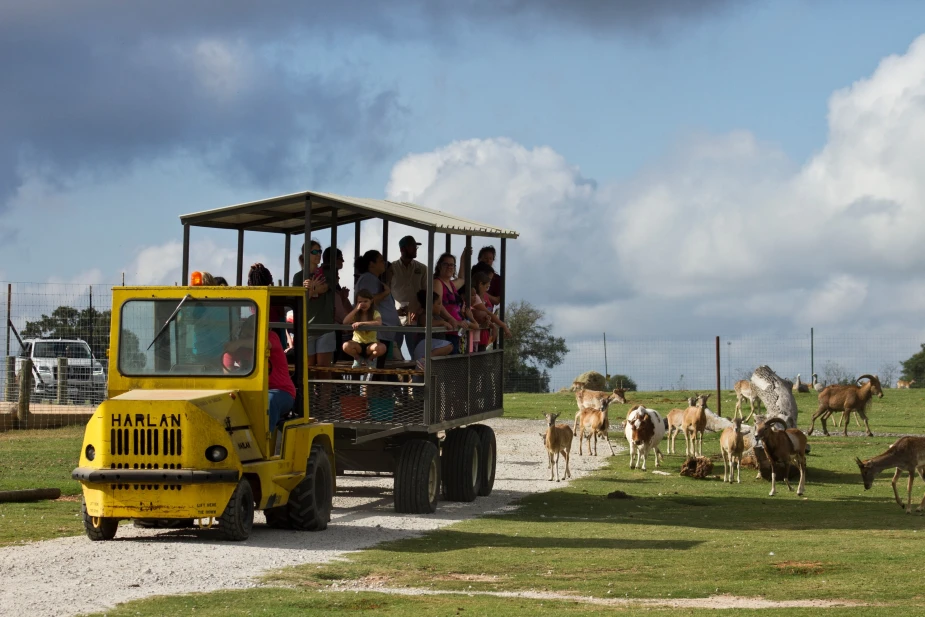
xmin=429 ymin=350 xmax=503 ymax=424
xmin=308 ymin=378 xmax=427 ymax=428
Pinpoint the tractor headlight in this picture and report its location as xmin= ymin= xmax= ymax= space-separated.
xmin=85 ymin=444 xmax=96 ymax=461
xmin=205 ymin=445 xmax=227 ymax=462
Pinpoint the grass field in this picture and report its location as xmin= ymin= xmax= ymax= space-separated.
xmin=5 ymin=390 xmax=925 ymax=615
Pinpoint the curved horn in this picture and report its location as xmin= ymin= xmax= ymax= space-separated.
xmin=855 ymin=456 xmax=865 ymax=467
xmin=856 ymin=374 xmax=875 ymax=384
xmin=765 ymin=417 xmax=788 ymax=431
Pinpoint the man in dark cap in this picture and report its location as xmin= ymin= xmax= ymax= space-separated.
xmin=387 ymin=235 xmax=428 ymax=358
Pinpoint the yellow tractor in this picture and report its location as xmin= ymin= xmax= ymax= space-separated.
xmin=72 ymin=284 xmax=334 ymax=540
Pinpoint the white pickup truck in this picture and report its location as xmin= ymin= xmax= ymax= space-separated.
xmin=14 ymin=338 xmax=107 ymax=404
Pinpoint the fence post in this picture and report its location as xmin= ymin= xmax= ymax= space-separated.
xmin=603 ymin=332 xmax=609 ymax=379
xmin=57 ymin=357 xmax=67 ymax=405
xmin=715 ymin=336 xmax=722 ymax=417
xmin=5 ymin=283 xmax=10 ymax=358
xmin=89 ymin=285 xmax=93 ymax=360
xmin=810 ymin=327 xmax=814 ymax=381
xmin=16 ymin=358 xmax=32 ymax=428
xmin=5 ymin=356 xmax=15 ymax=403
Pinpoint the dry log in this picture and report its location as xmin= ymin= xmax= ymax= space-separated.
xmin=0 ymin=488 xmax=62 ymax=503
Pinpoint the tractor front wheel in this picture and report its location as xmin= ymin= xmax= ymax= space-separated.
xmin=82 ymin=500 xmax=118 ymax=541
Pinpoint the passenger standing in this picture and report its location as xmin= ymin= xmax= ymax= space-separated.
xmin=322 ymin=247 xmax=351 ymax=362
xmin=299 ymin=241 xmax=336 ymax=408
xmin=478 ymin=246 xmax=502 ymax=306
xmin=355 ymin=250 xmax=400 ymax=366
xmin=386 ymin=235 xmax=428 ymax=359
xmin=433 ymin=247 xmax=474 ymax=354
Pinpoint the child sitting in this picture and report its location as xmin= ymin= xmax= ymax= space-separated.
xmin=342 ymin=289 xmax=385 ymax=368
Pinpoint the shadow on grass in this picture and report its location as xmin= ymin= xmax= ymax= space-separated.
xmin=374 ymin=530 xmax=703 ymax=553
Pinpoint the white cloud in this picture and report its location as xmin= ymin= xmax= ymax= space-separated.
xmin=123 ymin=239 xmax=272 ymax=286
xmin=384 ymin=34 xmax=925 ymax=339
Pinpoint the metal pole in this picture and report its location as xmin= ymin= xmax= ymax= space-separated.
xmin=424 ymin=229 xmax=435 ymax=424
xmin=382 ymin=220 xmax=388 ymax=262
xmin=463 ymin=235 xmax=472 ymax=308
xmin=715 ymin=335 xmax=722 ymax=417
xmin=121 ymin=272 xmax=125 ymax=286
xmin=445 ymin=233 xmax=451 ymax=255
xmin=284 ymin=233 xmax=291 ymax=285
xmin=5 ymin=284 xmax=10 ymax=358
xmin=331 ymin=209 xmax=338 ymax=287
xmin=181 ymin=224 xmax=190 ymax=285
xmin=603 ymin=332 xmax=608 ymax=379
xmin=236 ymin=229 xmax=245 ymax=286
xmin=88 ymin=286 xmax=93 ymax=360
xmin=810 ymin=327 xmax=814 ymax=381
xmin=499 ymin=238 xmax=506 ymax=339
xmin=354 ymin=222 xmax=361 ymax=262
xmin=303 ymin=197 xmax=312 ymax=281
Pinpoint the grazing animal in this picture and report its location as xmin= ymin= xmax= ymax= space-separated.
xmin=681 ymin=393 xmax=710 ymax=458
xmin=574 ymin=387 xmax=626 ymax=413
xmin=720 ymin=417 xmax=746 ymax=483
xmin=793 ymin=374 xmax=810 ymax=393
xmin=574 ymin=400 xmax=617 ymax=457
xmin=897 ymin=379 xmax=916 ymax=389
xmin=856 ymin=436 xmax=925 ymax=513
xmin=665 ymin=398 xmax=695 ymax=455
xmin=812 ymin=373 xmax=824 ymax=393
xmin=624 ymin=405 xmax=666 ymax=471
xmin=543 ymin=412 xmax=573 ymax=482
xmin=807 ymin=374 xmax=883 ymax=437
xmin=755 ymin=417 xmax=807 ymax=496
xmin=733 ymin=380 xmax=761 ymax=422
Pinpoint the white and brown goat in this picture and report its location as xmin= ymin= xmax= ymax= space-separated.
xmin=807 ymin=374 xmax=883 ymax=437
xmin=733 ymin=380 xmax=761 ymax=422
xmin=574 ymin=399 xmax=617 ymax=457
xmin=754 ymin=417 xmax=807 ymax=496
xmin=543 ymin=412 xmax=573 ymax=482
xmin=720 ymin=417 xmax=746 ymax=483
xmin=624 ymin=405 xmax=666 ymax=470
xmin=682 ymin=393 xmax=710 ymax=458
xmin=856 ymin=436 xmax=925 ymax=513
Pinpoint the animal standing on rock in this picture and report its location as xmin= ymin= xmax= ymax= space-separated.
xmin=807 ymin=374 xmax=883 ymax=437
xmin=543 ymin=412 xmax=573 ymax=482
xmin=754 ymin=417 xmax=807 ymax=496
xmin=682 ymin=393 xmax=710 ymax=458
xmin=624 ymin=405 xmax=666 ymax=471
xmin=720 ymin=417 xmax=746 ymax=483
xmin=856 ymin=436 xmax=925 ymax=513
xmin=733 ymin=380 xmax=761 ymax=422
xmin=574 ymin=399 xmax=617 ymax=456
xmin=666 ymin=396 xmax=696 ymax=455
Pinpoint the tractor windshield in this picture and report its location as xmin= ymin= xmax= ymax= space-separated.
xmin=118 ymin=299 xmax=258 ymax=377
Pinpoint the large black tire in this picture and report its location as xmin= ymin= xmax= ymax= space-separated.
xmin=394 ymin=439 xmax=440 ymax=514
xmin=470 ymin=425 xmax=497 ymax=497
xmin=218 ymin=479 xmax=255 ymax=541
xmin=82 ymin=500 xmax=118 ymax=541
xmin=442 ymin=428 xmax=482 ymax=502
xmin=288 ymin=445 xmax=333 ymax=531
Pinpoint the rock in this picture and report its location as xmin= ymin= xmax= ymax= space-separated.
xmin=749 ymin=365 xmax=799 ymax=428
xmin=571 ymin=371 xmax=606 ymax=392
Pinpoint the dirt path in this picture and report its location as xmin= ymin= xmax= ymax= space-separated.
xmin=0 ymin=418 xmax=612 ymax=617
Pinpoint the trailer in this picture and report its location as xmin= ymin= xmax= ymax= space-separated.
xmin=179 ymin=191 xmax=518 ymax=513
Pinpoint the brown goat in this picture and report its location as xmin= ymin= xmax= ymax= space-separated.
xmin=574 ymin=400 xmax=617 ymax=457
xmin=755 ymin=417 xmax=807 ymax=496
xmin=720 ymin=417 xmax=746 ymax=483
xmin=681 ymin=393 xmax=710 ymax=458
xmin=733 ymin=380 xmax=761 ymax=422
xmin=574 ymin=388 xmax=626 ymax=412
xmin=856 ymin=436 xmax=925 ymax=513
xmin=807 ymin=374 xmax=883 ymax=437
xmin=543 ymin=412 xmax=573 ymax=482
xmin=665 ymin=396 xmax=696 ymax=454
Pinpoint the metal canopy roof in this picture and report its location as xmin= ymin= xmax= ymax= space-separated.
xmin=179 ymin=190 xmax=519 ymax=239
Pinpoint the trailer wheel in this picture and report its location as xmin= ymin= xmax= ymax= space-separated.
xmin=263 ymin=506 xmax=291 ymax=529
xmin=218 ymin=478 xmax=255 ymax=541
xmin=82 ymin=500 xmax=118 ymax=541
xmin=442 ymin=428 xmax=482 ymax=502
xmin=288 ymin=445 xmax=332 ymax=531
xmin=394 ymin=439 xmax=440 ymax=514
xmin=470 ymin=425 xmax=497 ymax=497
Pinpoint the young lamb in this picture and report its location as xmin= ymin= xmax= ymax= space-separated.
xmin=856 ymin=436 xmax=925 ymax=513
xmin=543 ymin=412 xmax=574 ymax=482
xmin=682 ymin=393 xmax=710 ymax=458
xmin=755 ymin=417 xmax=807 ymax=496
xmin=720 ymin=417 xmax=746 ymax=483
xmin=624 ymin=405 xmax=666 ymax=471
xmin=574 ymin=400 xmax=617 ymax=456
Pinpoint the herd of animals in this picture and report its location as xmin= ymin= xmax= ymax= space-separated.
xmin=540 ymin=371 xmax=925 ymax=514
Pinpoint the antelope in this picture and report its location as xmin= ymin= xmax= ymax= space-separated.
xmin=681 ymin=393 xmax=710 ymax=458
xmin=733 ymin=380 xmax=761 ymax=422
xmin=574 ymin=400 xmax=617 ymax=457
xmin=720 ymin=417 xmax=747 ymax=483
xmin=755 ymin=417 xmax=808 ymax=497
xmin=665 ymin=397 xmax=695 ymax=455
xmin=543 ymin=412 xmax=573 ymax=482
xmin=856 ymin=436 xmax=925 ymax=513
xmin=897 ymin=379 xmax=916 ymax=389
xmin=574 ymin=387 xmax=626 ymax=412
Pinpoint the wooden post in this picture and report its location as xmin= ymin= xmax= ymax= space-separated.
xmin=715 ymin=336 xmax=722 ymax=417
xmin=16 ymin=358 xmax=32 ymax=428
xmin=5 ymin=283 xmax=10 ymax=358
xmin=57 ymin=357 xmax=67 ymax=405
xmin=5 ymin=356 xmax=15 ymax=403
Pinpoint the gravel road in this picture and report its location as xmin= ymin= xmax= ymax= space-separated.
xmin=1 ymin=418 xmax=613 ymax=617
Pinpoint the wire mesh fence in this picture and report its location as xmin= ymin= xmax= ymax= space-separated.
xmin=1 ymin=280 xmax=923 ymax=430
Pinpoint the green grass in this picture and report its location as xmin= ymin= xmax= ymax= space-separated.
xmin=0 ymin=425 xmax=84 ymax=545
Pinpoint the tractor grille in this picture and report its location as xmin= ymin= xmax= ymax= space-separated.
xmin=110 ymin=428 xmax=183 ymax=457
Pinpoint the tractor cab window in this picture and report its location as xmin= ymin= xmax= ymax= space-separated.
xmin=118 ymin=299 xmax=258 ymax=377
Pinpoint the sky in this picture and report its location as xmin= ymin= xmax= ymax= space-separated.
xmin=5 ymin=0 xmax=925 ymax=360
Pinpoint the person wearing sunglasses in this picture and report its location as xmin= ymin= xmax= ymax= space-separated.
xmin=433 ymin=247 xmax=475 ymax=354
xmin=293 ymin=240 xmax=337 ymax=403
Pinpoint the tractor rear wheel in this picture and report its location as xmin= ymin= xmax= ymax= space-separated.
xmin=442 ymin=428 xmax=482 ymax=502
xmin=82 ymin=500 xmax=118 ymax=541
xmin=288 ymin=445 xmax=333 ymax=531
xmin=470 ymin=425 xmax=497 ymax=497
xmin=218 ymin=479 xmax=255 ymax=541
xmin=394 ymin=439 xmax=440 ymax=514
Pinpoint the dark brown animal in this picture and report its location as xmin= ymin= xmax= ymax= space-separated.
xmin=807 ymin=374 xmax=883 ymax=437
xmin=755 ymin=417 xmax=807 ymax=496
xmin=856 ymin=436 xmax=925 ymax=513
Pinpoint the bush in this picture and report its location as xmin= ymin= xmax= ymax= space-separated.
xmin=605 ymin=374 xmax=637 ymax=392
